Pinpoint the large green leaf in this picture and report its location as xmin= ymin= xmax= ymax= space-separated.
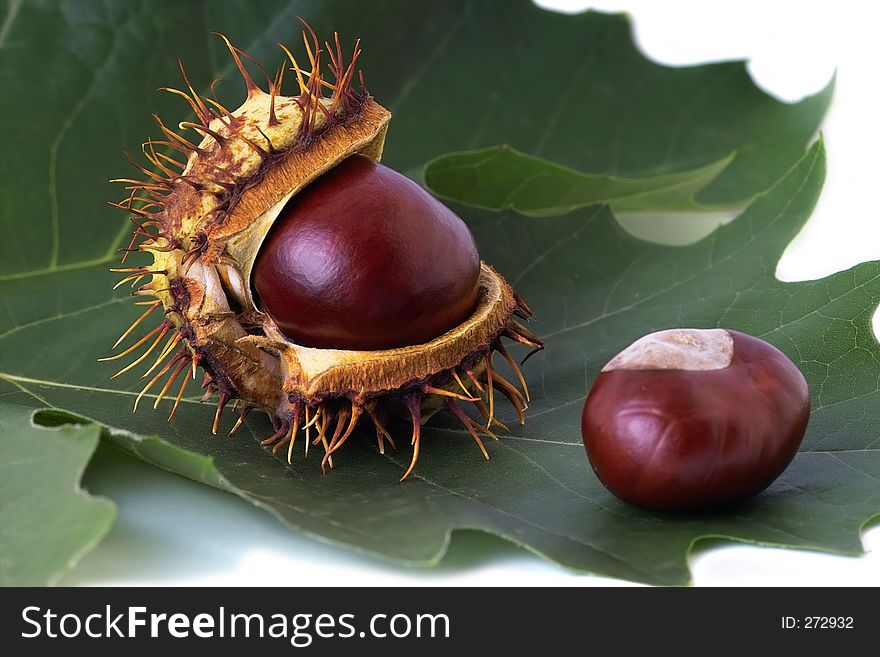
xmin=3 ymin=142 xmax=878 ymax=584
xmin=1 ymin=1 xmax=875 ymax=586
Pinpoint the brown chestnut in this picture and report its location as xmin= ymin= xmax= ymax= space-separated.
xmin=252 ymin=155 xmax=481 ymax=351
xmin=581 ymin=328 xmax=810 ymax=510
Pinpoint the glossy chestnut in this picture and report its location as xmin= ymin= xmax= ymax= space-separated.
xmin=253 ymin=155 xmax=481 ymax=350
xmin=581 ymin=328 xmax=810 ymax=510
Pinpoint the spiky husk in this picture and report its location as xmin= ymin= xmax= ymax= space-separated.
xmin=104 ymin=25 xmax=543 ymax=480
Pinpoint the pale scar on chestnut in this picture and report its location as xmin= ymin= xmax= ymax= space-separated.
xmin=102 ymin=23 xmax=543 ymax=480
xmin=601 ymin=328 xmax=734 ymax=372
xmin=583 ymin=328 xmax=809 ymax=511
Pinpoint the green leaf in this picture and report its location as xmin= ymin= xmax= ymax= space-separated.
xmin=3 ymin=142 xmax=878 ymax=584
xmin=0 ymin=405 xmax=115 ymax=586
xmin=424 ymin=146 xmax=735 ymax=215
xmin=1 ymin=1 xmax=874 ymax=586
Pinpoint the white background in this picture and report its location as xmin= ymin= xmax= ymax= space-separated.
xmin=65 ymin=0 xmax=879 ymax=586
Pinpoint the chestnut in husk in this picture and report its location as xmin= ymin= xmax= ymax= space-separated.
xmin=103 ymin=26 xmax=543 ymax=480
xmin=581 ymin=328 xmax=810 ymax=510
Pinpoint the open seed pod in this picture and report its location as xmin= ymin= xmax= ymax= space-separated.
xmin=104 ymin=24 xmax=543 ymax=480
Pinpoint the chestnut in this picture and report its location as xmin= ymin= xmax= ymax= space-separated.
xmin=253 ymin=154 xmax=481 ymax=351
xmin=581 ymin=328 xmax=810 ymax=510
